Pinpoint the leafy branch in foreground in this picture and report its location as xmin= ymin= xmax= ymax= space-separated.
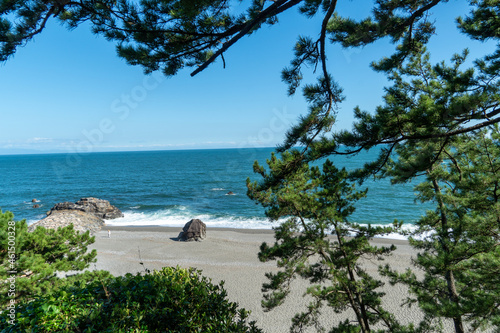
xmin=2 ymin=1 xmax=499 ymax=174
xmin=247 ymin=152 xmax=403 ymax=333
xmin=276 ymin=1 xmax=499 ymax=179
xmin=0 ymin=0 xmax=305 ymax=73
xmin=0 ymin=0 xmax=442 ymax=77
xmin=335 ymin=48 xmax=500 ymax=181
xmin=381 ymin=128 xmax=500 ymax=333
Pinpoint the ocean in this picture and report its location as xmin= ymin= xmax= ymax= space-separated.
xmin=0 ymin=148 xmax=428 ymax=235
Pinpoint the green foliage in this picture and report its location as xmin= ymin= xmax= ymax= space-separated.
xmin=0 ymin=0 xmax=295 ymax=73
xmin=381 ymin=129 xmax=500 ymax=332
xmin=1 ymin=1 xmax=499 ymax=169
xmin=0 ymin=266 xmax=262 ymax=333
xmin=1 ymin=0 xmax=498 ymax=150
xmin=275 ymin=0 xmax=500 ymax=166
xmin=248 ymin=33 xmax=500 ymax=331
xmin=2 ymin=0 xmax=500 ymax=331
xmin=248 ymin=152 xmax=401 ymax=332
xmin=0 ymin=210 xmax=97 ymax=308
xmin=458 ymin=0 xmax=500 ymax=41
xmin=335 ymin=48 xmax=500 ymax=181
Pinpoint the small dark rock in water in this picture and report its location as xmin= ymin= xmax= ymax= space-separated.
xmin=178 ymin=219 xmax=206 ymax=242
xmin=33 ymin=204 xmax=40 ymax=208
xmin=226 ymin=191 xmax=235 ymax=195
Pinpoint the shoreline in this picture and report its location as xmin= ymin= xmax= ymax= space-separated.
xmin=102 ymin=224 xmax=276 ymax=235
xmin=101 ymin=224 xmax=411 ymax=245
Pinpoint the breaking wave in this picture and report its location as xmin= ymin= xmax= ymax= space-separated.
xmin=105 ymin=207 xmax=416 ymax=240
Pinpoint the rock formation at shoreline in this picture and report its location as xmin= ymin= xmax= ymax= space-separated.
xmin=28 ymin=197 xmax=123 ymax=234
xmin=178 ymin=219 xmax=206 ymax=241
xmin=50 ymin=197 xmax=123 ymax=219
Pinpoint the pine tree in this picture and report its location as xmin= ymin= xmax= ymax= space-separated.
xmin=247 ymin=151 xmax=402 ymax=332
xmin=0 ymin=210 xmax=98 ymax=307
xmin=380 ymin=128 xmax=500 ymax=333
xmin=354 ymin=49 xmax=500 ymax=332
xmin=328 ymin=46 xmax=500 ymax=332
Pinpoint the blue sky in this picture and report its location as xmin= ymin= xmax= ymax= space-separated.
xmin=0 ymin=1 xmax=496 ymax=154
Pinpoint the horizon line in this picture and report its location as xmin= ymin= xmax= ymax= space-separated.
xmin=0 ymin=145 xmax=281 ymax=157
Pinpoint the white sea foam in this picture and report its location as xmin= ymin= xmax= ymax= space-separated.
xmin=105 ymin=210 xmax=281 ymax=229
xmin=105 ymin=209 xmax=418 ymax=240
xmin=211 ymin=188 xmax=226 ymax=191
xmin=361 ymin=224 xmax=418 ymax=240
xmin=25 ymin=209 xmax=417 ymax=240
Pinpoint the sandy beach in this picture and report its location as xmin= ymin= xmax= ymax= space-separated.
xmin=90 ymin=226 xmax=438 ymax=332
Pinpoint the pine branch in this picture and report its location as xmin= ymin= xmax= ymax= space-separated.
xmin=22 ymin=5 xmax=57 ymax=41
xmin=299 ymin=0 xmax=339 ymax=155
xmin=401 ymin=0 xmax=442 ymax=29
xmin=381 ymin=116 xmax=500 ymax=144
xmin=191 ymin=0 xmax=303 ymax=76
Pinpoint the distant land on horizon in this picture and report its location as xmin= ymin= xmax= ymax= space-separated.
xmin=0 ymin=145 xmax=279 ymax=156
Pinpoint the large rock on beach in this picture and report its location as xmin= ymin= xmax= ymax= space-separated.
xmin=29 ymin=197 xmax=123 ymax=234
xmin=178 ymin=219 xmax=207 ymax=242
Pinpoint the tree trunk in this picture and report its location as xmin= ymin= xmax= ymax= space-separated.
xmin=335 ymin=230 xmax=371 ymax=333
xmin=431 ymin=178 xmax=465 ymax=333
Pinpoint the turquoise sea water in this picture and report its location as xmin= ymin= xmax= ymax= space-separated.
xmin=0 ymin=148 xmax=428 ymax=233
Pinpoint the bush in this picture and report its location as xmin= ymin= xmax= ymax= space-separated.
xmin=1 ymin=266 xmax=262 ymax=332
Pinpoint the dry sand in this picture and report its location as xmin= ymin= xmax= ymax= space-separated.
xmin=89 ymin=225 xmax=449 ymax=332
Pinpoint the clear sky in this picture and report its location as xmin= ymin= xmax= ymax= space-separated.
xmin=0 ymin=1 xmax=495 ymax=154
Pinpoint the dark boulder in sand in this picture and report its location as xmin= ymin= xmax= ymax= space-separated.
xmin=178 ymin=219 xmax=206 ymax=242
xmin=29 ymin=197 xmax=123 ymax=234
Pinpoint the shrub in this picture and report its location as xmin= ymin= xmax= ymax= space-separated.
xmin=1 ymin=266 xmax=262 ymax=332
xmin=0 ymin=210 xmax=97 ymax=308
